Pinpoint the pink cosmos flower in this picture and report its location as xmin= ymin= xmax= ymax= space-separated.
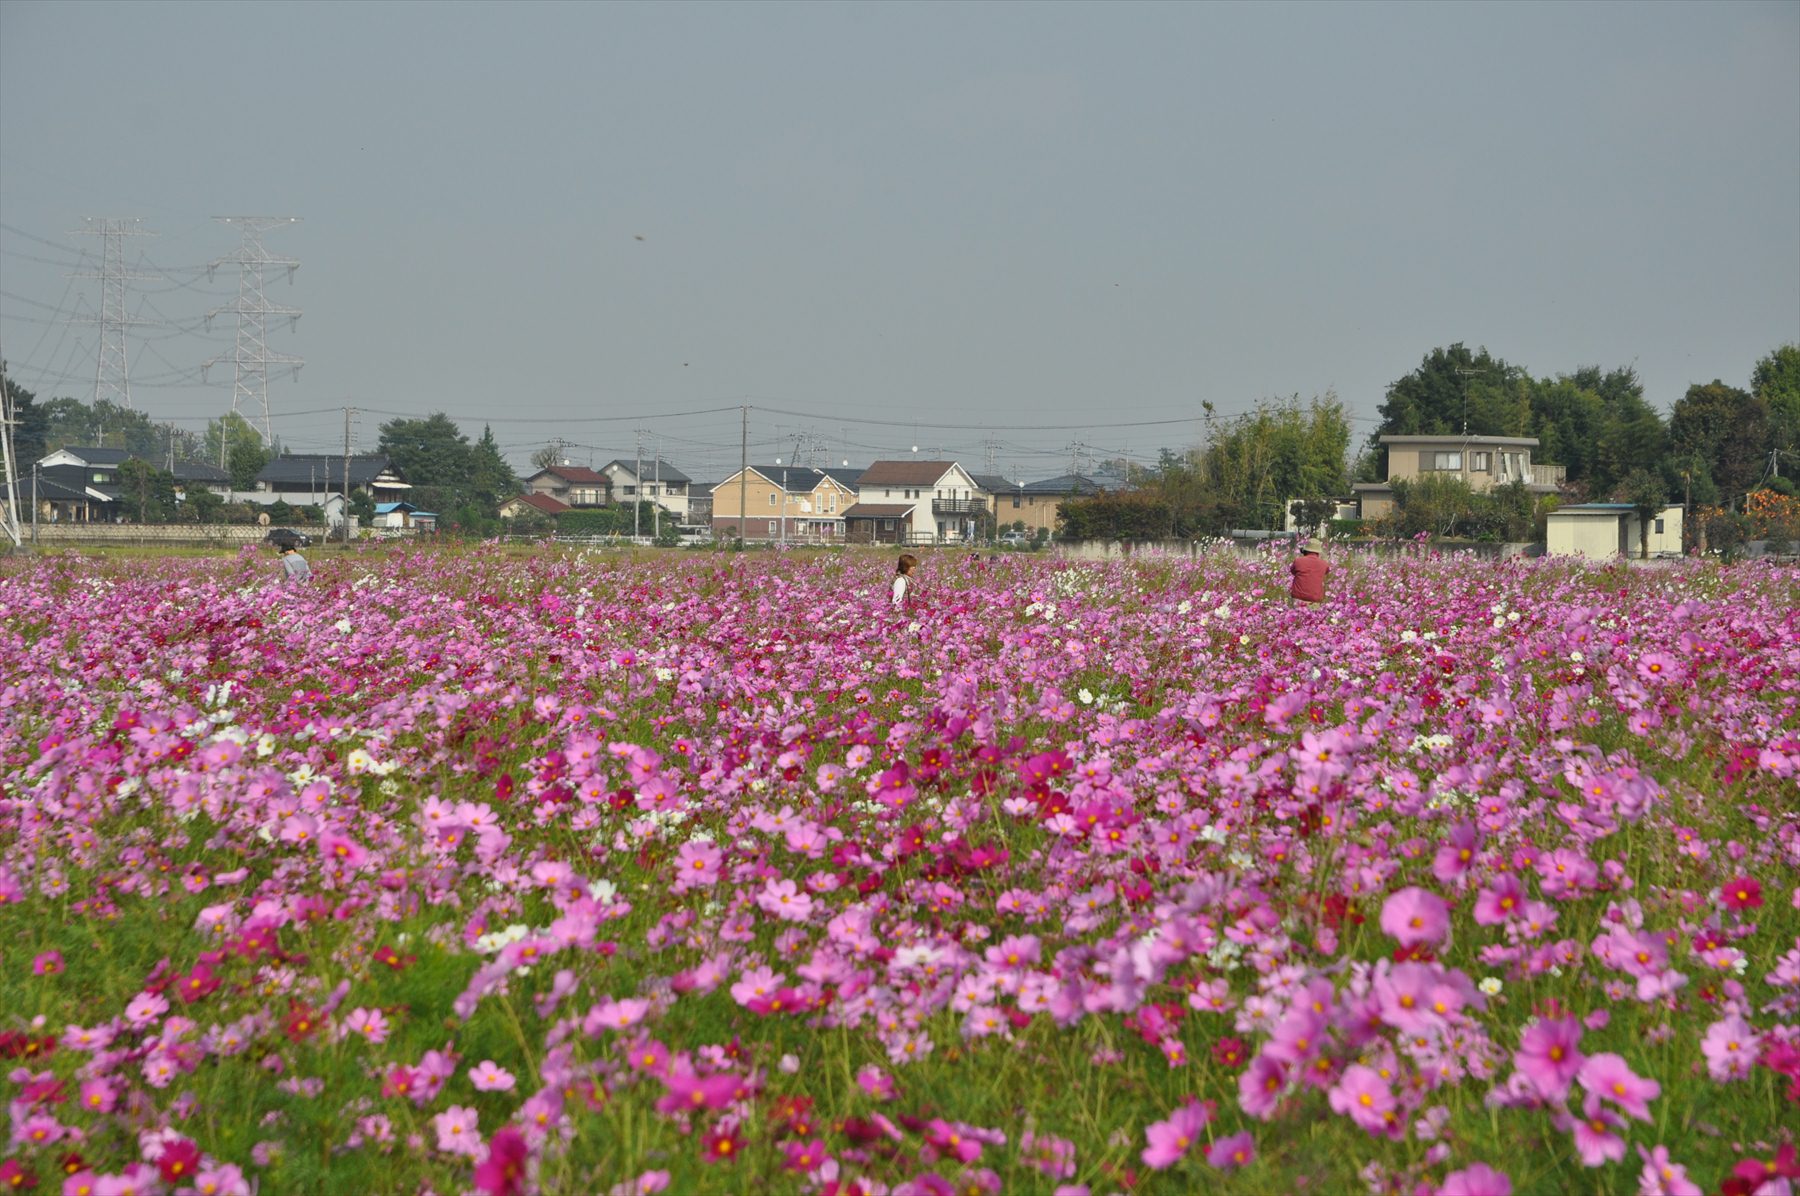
xmin=757 ymin=878 xmax=815 ymax=922
xmin=1576 ymin=1052 xmax=1659 ymax=1121
xmin=1380 ymin=886 xmax=1450 ymax=947
xmin=1635 ymin=1144 xmax=1702 ymax=1196
xmin=1699 ymin=1014 xmax=1759 ymax=1081
xmin=33 ymin=950 xmax=64 ymax=976
xmin=1207 ymin=1130 xmax=1255 ymax=1171
xmin=469 ymin=1060 xmax=516 ymax=1092
xmin=1239 ymin=1054 xmax=1288 ymax=1120
xmin=1564 ymin=1093 xmax=1626 ymax=1167
xmin=1440 ymin=1163 xmax=1511 ymax=1195
xmin=1515 ymin=1016 xmax=1585 ymax=1101
xmin=1140 ymin=1101 xmax=1210 ymax=1169
xmin=1328 ymin=1064 xmax=1395 ymax=1135
xmin=433 ymin=1105 xmax=483 ymax=1158
xmin=1473 ymin=875 xmax=1525 ymax=926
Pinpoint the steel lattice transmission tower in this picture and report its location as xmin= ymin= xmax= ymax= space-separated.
xmin=203 ymin=217 xmax=303 ymax=443
xmin=69 ymin=217 xmax=159 ymax=409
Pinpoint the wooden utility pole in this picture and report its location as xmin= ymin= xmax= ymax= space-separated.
xmin=342 ymin=407 xmax=353 ymax=545
xmin=738 ymin=405 xmax=749 ymax=547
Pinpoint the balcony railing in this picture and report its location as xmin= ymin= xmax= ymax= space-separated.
xmin=932 ymin=497 xmax=985 ymax=515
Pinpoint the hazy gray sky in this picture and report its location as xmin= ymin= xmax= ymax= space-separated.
xmin=3 ymin=0 xmax=1796 ymax=482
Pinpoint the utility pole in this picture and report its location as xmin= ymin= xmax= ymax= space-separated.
xmin=69 ymin=218 xmax=159 ymax=410
xmin=653 ymin=440 xmax=662 ymax=540
xmin=738 ymin=405 xmax=749 ymax=548
xmin=634 ymin=430 xmax=643 ymax=541
xmin=203 ymin=217 xmax=303 ymax=444
xmin=342 ymin=407 xmax=353 ymax=545
xmin=0 ymin=363 xmax=21 ymax=548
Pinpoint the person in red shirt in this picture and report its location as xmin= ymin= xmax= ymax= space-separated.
xmin=1290 ymin=537 xmax=1328 ymax=603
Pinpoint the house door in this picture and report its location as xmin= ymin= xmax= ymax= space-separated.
xmin=1618 ymin=517 xmax=1630 ymax=557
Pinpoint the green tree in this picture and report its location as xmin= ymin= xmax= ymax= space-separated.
xmin=377 ymin=414 xmax=517 ymax=534
xmin=186 ymin=489 xmax=225 ymax=523
xmin=1618 ymin=468 xmax=1667 ymax=559
xmin=1203 ymin=393 xmax=1350 ymax=531
xmin=1752 ymin=343 xmax=1800 ymax=465
xmin=1670 ymin=382 xmax=1769 ymax=504
xmin=1 ymin=366 xmax=50 ymax=472
xmin=115 ymin=459 xmax=178 ymax=523
xmin=1371 ymin=345 xmax=1528 ymax=470
xmin=203 ymin=413 xmax=272 ymax=491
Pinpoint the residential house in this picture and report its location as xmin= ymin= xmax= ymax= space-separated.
xmin=253 ymin=454 xmax=411 ymax=508
xmin=983 ymin=473 xmax=1111 ymax=542
xmin=711 ymin=466 xmax=855 ymax=542
xmin=1546 ymin=503 xmax=1684 ymax=560
xmin=34 ymin=446 xmax=232 ymax=518
xmin=499 ymin=492 xmax=571 ymax=521
xmin=524 ymin=465 xmax=610 ymax=509
xmin=371 ymin=501 xmax=438 ymax=533
xmin=1353 ymin=435 xmax=1564 ymax=522
xmin=28 ymin=469 xmax=114 ymax=524
xmin=686 ymin=483 xmax=714 ymax=527
xmin=847 ymin=461 xmax=983 ymax=544
xmin=599 ymin=459 xmax=692 ymax=521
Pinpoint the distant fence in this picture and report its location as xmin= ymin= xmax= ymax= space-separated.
xmin=1055 ymin=538 xmax=1541 ymax=562
xmin=20 ymin=523 xmax=330 ymax=548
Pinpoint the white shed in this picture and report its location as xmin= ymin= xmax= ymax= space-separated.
xmin=1546 ymin=503 xmax=1683 ymax=560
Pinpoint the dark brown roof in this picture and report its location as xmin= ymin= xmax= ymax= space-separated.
xmin=508 ymin=492 xmax=571 ymax=515
xmin=842 ymin=503 xmax=917 ymax=519
xmin=546 ymin=465 xmax=608 ymax=485
xmin=858 ymin=460 xmax=962 ymax=486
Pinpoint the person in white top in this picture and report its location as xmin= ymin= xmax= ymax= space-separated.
xmin=891 ymin=553 xmax=918 ymax=607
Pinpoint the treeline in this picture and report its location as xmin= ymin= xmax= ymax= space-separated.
xmin=1365 ymin=342 xmax=1799 ymax=508
xmin=1059 ymin=342 xmax=1799 ymax=542
xmin=1060 ymin=393 xmax=1351 ymax=540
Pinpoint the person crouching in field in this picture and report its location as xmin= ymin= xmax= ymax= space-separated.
xmin=892 ymin=553 xmax=918 ymax=608
xmin=279 ymin=542 xmax=312 ymax=584
xmin=1290 ymin=537 xmax=1326 ymax=604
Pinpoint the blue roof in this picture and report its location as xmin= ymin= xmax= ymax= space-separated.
xmin=1557 ymin=503 xmax=1635 ymax=511
xmin=374 ymin=502 xmax=417 ymax=514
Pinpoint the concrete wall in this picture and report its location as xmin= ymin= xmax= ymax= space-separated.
xmin=21 ymin=523 xmax=331 ymax=547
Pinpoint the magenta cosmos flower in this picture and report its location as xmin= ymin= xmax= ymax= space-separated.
xmin=1515 ymin=1016 xmax=1585 ymax=1101
xmin=1379 ymin=886 xmax=1451 ymax=948
xmin=1140 ymin=1101 xmax=1211 ymax=1170
xmin=1439 ymin=1162 xmax=1511 ymax=1195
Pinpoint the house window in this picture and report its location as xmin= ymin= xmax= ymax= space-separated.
xmin=1429 ymin=452 xmax=1463 ymax=471
xmin=1654 ymin=518 xmax=1665 ymax=535
xmin=1011 ymin=495 xmax=1021 ymax=508
xmin=882 ymin=519 xmax=895 ymax=531
xmin=1471 ymin=452 xmax=1491 ymax=472
xmin=768 ymin=493 xmax=778 ymax=507
xmin=622 ymin=485 xmax=636 ymax=495
xmin=768 ymin=521 xmax=778 ymax=535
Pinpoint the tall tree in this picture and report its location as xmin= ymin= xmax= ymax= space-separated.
xmin=1752 ymin=343 xmax=1800 ymax=467
xmin=1204 ymin=393 xmax=1350 ymax=530
xmin=1670 ymin=382 xmax=1769 ymax=505
xmin=1618 ymin=468 xmax=1667 ymax=560
xmin=1371 ymin=345 xmax=1529 ymax=476
xmin=203 ymin=412 xmax=272 ymax=491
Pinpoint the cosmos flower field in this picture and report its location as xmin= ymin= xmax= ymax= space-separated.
xmin=1 ymin=545 xmax=1797 ymax=1196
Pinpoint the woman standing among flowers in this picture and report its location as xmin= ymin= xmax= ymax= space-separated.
xmin=892 ymin=553 xmax=918 ymax=608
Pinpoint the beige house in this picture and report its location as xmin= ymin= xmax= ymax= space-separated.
xmin=1546 ymin=503 xmax=1684 ymax=559
xmin=1354 ymin=435 xmax=1564 ymax=521
xmin=711 ymin=466 xmax=855 ymax=542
